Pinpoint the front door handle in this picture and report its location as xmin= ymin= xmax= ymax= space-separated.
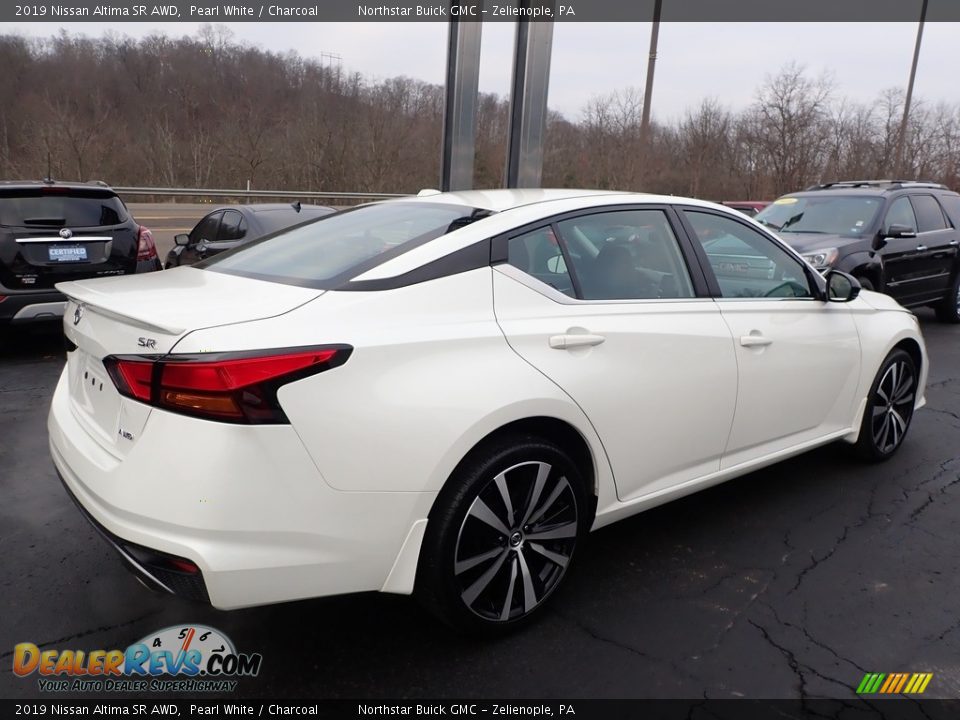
xmin=740 ymin=335 xmax=773 ymax=348
xmin=949 ymin=240 xmax=959 ymax=247
xmin=915 ymin=245 xmax=928 ymax=252
xmin=549 ymin=334 xmax=606 ymax=350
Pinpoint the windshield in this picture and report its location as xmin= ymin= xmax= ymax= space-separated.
xmin=202 ymin=202 xmax=490 ymax=288
xmin=755 ymin=195 xmax=881 ymax=236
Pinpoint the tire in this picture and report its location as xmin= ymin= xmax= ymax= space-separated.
xmin=853 ymin=349 xmax=917 ymax=462
xmin=934 ymin=273 xmax=960 ymax=324
xmin=856 ymin=275 xmax=875 ymax=292
xmin=416 ymin=434 xmax=589 ymax=634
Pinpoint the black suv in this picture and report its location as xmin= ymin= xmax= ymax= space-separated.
xmin=0 ymin=180 xmax=160 ymax=330
xmin=754 ymin=180 xmax=960 ymax=322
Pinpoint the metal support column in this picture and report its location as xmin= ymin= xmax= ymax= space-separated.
xmin=440 ymin=16 xmax=483 ymax=192
xmin=504 ymin=4 xmax=555 ymax=188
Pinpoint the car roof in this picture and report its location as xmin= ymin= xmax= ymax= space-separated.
xmin=396 ymin=188 xmax=636 ymax=212
xmin=0 ymin=180 xmax=117 ymax=193
xmin=208 ymin=203 xmax=334 ymax=214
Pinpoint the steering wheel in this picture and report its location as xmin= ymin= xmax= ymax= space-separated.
xmin=764 ymin=280 xmax=808 ymax=298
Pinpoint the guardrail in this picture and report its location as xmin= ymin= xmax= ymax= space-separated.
xmin=113 ymin=186 xmax=411 ymax=201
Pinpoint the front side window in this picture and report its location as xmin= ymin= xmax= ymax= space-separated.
xmin=218 ymin=210 xmax=247 ymax=241
xmin=884 ymin=197 xmax=918 ymax=234
xmin=204 ymin=202 xmax=488 ymax=289
xmin=685 ymin=210 xmax=813 ymax=299
xmin=191 ymin=211 xmax=223 ymax=245
xmin=555 ymin=210 xmax=695 ymax=300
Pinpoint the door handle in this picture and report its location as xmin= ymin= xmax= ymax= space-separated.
xmin=949 ymin=240 xmax=959 ymax=247
xmin=915 ymin=245 xmax=928 ymax=252
xmin=740 ymin=335 xmax=773 ymax=348
xmin=549 ymin=334 xmax=606 ymax=350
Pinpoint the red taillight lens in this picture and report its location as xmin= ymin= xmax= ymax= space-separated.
xmin=136 ymin=225 xmax=157 ymax=262
xmin=104 ymin=346 xmax=349 ymax=424
xmin=104 ymin=358 xmax=153 ymax=402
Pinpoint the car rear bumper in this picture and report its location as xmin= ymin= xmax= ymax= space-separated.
xmin=47 ymin=367 xmax=434 ymax=609
xmin=0 ymin=288 xmax=66 ymax=324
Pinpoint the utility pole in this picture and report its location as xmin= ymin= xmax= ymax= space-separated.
xmin=895 ymin=0 xmax=928 ymax=178
xmin=638 ymin=0 xmax=662 ymax=187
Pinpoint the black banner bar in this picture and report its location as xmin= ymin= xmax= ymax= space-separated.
xmin=6 ymin=0 xmax=960 ymax=23
xmin=2 ymin=699 xmax=960 ymax=720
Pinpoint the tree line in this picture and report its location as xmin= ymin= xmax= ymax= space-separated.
xmin=1 ymin=28 xmax=958 ymax=201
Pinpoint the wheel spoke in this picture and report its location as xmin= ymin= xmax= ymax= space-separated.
xmin=890 ymin=408 xmax=907 ymax=435
xmin=874 ymin=413 xmax=889 ymax=447
xmin=528 ymin=542 xmax=570 ymax=568
xmin=467 ymin=497 xmax=510 ymax=537
xmin=461 ymin=548 xmax=510 ymax=606
xmin=527 ymin=476 xmax=570 ymax=527
xmin=455 ymin=546 xmax=504 ymax=575
xmin=516 ymin=549 xmax=539 ymax=613
xmin=526 ymin=520 xmax=578 ymax=541
xmin=520 ymin=462 xmax=551 ymax=526
xmin=499 ymin=557 xmax=518 ymax=621
xmin=494 ymin=472 xmax=516 ymax=528
xmin=872 ymin=405 xmax=887 ymax=417
xmin=893 ymin=372 xmax=914 ymax=403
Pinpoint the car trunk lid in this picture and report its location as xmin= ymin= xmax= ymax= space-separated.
xmin=57 ymin=267 xmax=324 ymax=456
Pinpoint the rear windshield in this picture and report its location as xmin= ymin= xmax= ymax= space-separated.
xmin=755 ymin=195 xmax=881 ymax=236
xmin=0 ymin=189 xmax=127 ymax=227
xmin=203 ymin=202 xmax=490 ymax=288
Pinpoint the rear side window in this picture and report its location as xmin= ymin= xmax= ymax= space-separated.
xmin=507 ymin=226 xmax=575 ymax=297
xmin=938 ymin=194 xmax=960 ymax=228
xmin=204 ymin=202 xmax=489 ymax=289
xmin=0 ymin=190 xmax=127 ymax=227
xmin=910 ymin=195 xmax=948 ymax=232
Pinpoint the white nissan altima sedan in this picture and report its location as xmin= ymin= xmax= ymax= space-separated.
xmin=49 ymin=189 xmax=927 ymax=632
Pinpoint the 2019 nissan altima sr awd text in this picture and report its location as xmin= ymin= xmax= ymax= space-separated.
xmin=48 ymin=189 xmax=927 ymax=633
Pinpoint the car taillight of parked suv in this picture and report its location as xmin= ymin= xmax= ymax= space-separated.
xmin=0 ymin=180 xmax=160 ymax=332
xmin=755 ymin=180 xmax=960 ymax=323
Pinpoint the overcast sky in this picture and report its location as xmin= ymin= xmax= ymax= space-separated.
xmin=6 ymin=21 xmax=959 ymax=122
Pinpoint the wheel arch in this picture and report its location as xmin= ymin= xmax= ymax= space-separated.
xmin=427 ymin=415 xmax=600 ymax=523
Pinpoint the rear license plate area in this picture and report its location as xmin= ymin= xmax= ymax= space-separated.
xmin=49 ymin=244 xmax=88 ymax=262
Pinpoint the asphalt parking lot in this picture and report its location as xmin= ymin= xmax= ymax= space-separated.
xmin=1 ymin=310 xmax=958 ymax=700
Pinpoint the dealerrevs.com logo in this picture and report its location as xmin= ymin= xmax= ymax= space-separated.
xmin=13 ymin=625 xmax=262 ymax=693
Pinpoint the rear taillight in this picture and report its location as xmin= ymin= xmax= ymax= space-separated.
xmin=136 ymin=225 xmax=157 ymax=262
xmin=103 ymin=346 xmax=351 ymax=423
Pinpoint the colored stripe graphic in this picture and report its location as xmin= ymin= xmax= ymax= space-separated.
xmin=857 ymin=672 xmax=932 ymax=694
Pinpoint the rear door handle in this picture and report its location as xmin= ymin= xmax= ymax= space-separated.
xmin=740 ymin=335 xmax=773 ymax=348
xmin=948 ymin=240 xmax=958 ymax=247
xmin=915 ymin=245 xmax=928 ymax=252
xmin=549 ymin=334 xmax=606 ymax=350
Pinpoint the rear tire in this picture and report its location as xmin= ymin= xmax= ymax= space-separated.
xmin=934 ymin=273 xmax=960 ymax=324
xmin=853 ymin=349 xmax=917 ymax=462
xmin=416 ymin=435 xmax=589 ymax=635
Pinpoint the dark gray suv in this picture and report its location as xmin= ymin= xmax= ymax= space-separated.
xmin=755 ymin=180 xmax=960 ymax=323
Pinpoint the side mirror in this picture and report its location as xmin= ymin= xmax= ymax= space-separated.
xmin=885 ymin=224 xmax=917 ymax=239
xmin=174 ymin=234 xmax=190 ymax=247
xmin=825 ymin=269 xmax=861 ymax=302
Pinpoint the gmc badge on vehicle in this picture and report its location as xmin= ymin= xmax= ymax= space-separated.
xmin=138 ymin=337 xmax=157 ymax=349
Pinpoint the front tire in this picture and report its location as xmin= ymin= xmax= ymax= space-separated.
xmin=854 ymin=349 xmax=917 ymax=462
xmin=416 ymin=435 xmax=589 ymax=634
xmin=934 ymin=273 xmax=960 ymax=324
